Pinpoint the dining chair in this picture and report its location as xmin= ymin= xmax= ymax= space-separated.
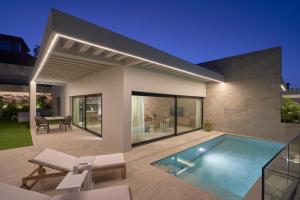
xmin=60 ymin=115 xmax=72 ymax=132
xmin=35 ymin=117 xmax=49 ymax=134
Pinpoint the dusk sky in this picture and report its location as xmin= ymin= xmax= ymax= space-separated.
xmin=1 ymin=0 xmax=299 ymax=87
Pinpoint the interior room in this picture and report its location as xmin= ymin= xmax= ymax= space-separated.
xmin=132 ymin=92 xmax=203 ymax=144
xmin=72 ymin=94 xmax=102 ymax=136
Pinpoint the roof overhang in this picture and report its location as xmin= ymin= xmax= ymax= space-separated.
xmin=32 ymin=9 xmax=224 ymax=85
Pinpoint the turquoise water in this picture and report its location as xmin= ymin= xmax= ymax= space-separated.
xmin=152 ymin=135 xmax=284 ymax=200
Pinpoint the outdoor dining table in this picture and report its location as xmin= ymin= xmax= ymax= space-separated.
xmin=44 ymin=116 xmax=65 ymax=132
xmin=44 ymin=116 xmax=65 ymax=121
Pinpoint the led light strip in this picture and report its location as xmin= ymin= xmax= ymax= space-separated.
xmin=33 ymin=33 xmax=223 ymax=83
xmin=32 ymin=34 xmax=59 ymax=81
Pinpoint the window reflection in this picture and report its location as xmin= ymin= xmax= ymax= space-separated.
xmin=132 ymin=95 xmax=175 ymax=144
xmin=132 ymin=93 xmax=203 ymax=145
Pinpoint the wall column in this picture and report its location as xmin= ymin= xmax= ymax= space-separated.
xmin=30 ymin=81 xmax=36 ymax=130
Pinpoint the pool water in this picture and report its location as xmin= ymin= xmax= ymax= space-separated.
xmin=152 ymin=134 xmax=284 ymax=200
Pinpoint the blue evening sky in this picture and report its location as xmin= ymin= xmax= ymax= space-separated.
xmin=1 ymin=0 xmax=299 ymax=87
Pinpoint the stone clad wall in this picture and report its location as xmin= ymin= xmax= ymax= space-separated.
xmin=200 ymin=47 xmax=289 ymax=140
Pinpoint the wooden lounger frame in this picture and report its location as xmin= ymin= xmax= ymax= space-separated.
xmin=21 ymin=160 xmax=126 ymax=190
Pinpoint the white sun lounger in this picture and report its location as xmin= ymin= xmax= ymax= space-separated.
xmin=22 ymin=148 xmax=126 ymax=189
xmin=0 ymin=183 xmax=132 ymax=200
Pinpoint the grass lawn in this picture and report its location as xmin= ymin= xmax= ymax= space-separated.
xmin=0 ymin=120 xmax=33 ymax=150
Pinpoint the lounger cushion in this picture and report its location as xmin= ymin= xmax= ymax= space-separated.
xmin=0 ymin=183 xmax=50 ymax=200
xmin=52 ymin=185 xmax=131 ymax=200
xmin=92 ymin=153 xmax=125 ymax=169
xmin=31 ymin=148 xmax=77 ymax=171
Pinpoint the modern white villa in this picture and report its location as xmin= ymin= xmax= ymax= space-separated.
xmin=1 ymin=9 xmax=299 ymax=200
xmin=30 ymin=9 xmax=298 ymax=150
xmin=30 ymin=9 xmax=224 ymax=151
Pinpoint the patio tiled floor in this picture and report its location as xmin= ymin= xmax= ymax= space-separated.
xmin=0 ymin=125 xmax=262 ymax=199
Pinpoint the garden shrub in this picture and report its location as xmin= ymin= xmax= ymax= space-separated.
xmin=282 ymin=98 xmax=300 ymax=123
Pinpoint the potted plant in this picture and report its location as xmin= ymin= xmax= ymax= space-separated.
xmin=204 ymin=120 xmax=213 ymax=132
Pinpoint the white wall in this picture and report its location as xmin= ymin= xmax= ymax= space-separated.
xmin=64 ymin=66 xmax=125 ymax=151
xmin=62 ymin=66 xmax=206 ymax=152
xmin=124 ymin=67 xmax=206 ymax=97
xmin=52 ymin=85 xmax=65 ymax=116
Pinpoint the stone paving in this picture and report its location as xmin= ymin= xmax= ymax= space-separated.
xmin=0 ymin=125 xmax=263 ymax=199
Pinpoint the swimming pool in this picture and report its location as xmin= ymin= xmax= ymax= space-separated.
xmin=152 ymin=134 xmax=284 ymax=200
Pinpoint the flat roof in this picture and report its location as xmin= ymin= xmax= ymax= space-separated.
xmin=32 ymin=9 xmax=224 ymax=84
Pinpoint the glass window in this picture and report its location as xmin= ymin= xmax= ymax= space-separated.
xmin=12 ymin=43 xmax=21 ymax=53
xmin=177 ymin=98 xmax=202 ymax=134
xmin=86 ymin=96 xmax=102 ymax=136
xmin=132 ymin=92 xmax=203 ymax=145
xmin=72 ymin=97 xmax=85 ymax=128
xmin=132 ymin=95 xmax=175 ymax=144
xmin=0 ymin=41 xmax=12 ymax=52
xmin=72 ymin=94 xmax=102 ymax=136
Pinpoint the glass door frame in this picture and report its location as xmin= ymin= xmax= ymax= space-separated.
xmin=72 ymin=96 xmax=86 ymax=129
xmin=176 ymin=95 xmax=204 ymax=135
xmin=132 ymin=92 xmax=177 ymax=145
xmin=132 ymin=91 xmax=204 ymax=146
xmin=71 ymin=93 xmax=102 ymax=137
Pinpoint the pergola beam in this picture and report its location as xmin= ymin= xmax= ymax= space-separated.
xmin=62 ymin=40 xmax=75 ymax=49
xmin=115 ymin=55 xmax=127 ymax=61
xmin=52 ymin=46 xmax=124 ymax=67
xmin=92 ymin=48 xmax=105 ymax=56
xmin=104 ymin=52 xmax=117 ymax=58
xmin=124 ymin=59 xmax=145 ymax=67
xmin=49 ymin=54 xmax=111 ymax=67
xmin=78 ymin=44 xmax=91 ymax=53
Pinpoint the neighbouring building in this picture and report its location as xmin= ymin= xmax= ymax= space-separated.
xmin=0 ymin=34 xmax=52 ymax=120
xmin=29 ymin=9 xmax=298 ymax=152
xmin=0 ymin=34 xmax=35 ymax=86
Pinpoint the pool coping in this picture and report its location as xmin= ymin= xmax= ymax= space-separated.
xmin=127 ymin=131 xmax=222 ymax=199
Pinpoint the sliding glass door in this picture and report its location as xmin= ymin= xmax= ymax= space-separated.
xmin=73 ymin=97 xmax=85 ymax=128
xmin=72 ymin=94 xmax=102 ymax=136
xmin=132 ymin=95 xmax=175 ymax=144
xmin=132 ymin=92 xmax=203 ymax=145
xmin=86 ymin=96 xmax=102 ymax=135
xmin=177 ymin=97 xmax=202 ymax=134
